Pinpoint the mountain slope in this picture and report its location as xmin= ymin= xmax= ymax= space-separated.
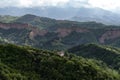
xmin=68 ymin=44 xmax=120 ymax=72
xmin=0 ymin=7 xmax=78 ymax=19
xmin=0 ymin=44 xmax=120 ymax=80
xmin=1 ymin=15 xmax=120 ymax=50
xmin=0 ymin=15 xmax=18 ymax=23
xmin=0 ymin=62 xmax=26 ymax=80
xmin=71 ymin=7 xmax=120 ymax=25
xmin=14 ymin=14 xmax=57 ymax=29
xmin=1 ymin=7 xmax=120 ymax=25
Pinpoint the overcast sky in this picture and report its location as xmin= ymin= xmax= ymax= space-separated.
xmin=0 ymin=0 xmax=120 ymax=11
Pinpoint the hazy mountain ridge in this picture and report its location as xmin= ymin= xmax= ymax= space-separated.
xmin=0 ymin=8 xmax=120 ymax=80
xmin=1 ymin=7 xmax=120 ymax=25
xmin=1 ymin=1 xmax=120 ymax=80
xmin=71 ymin=7 xmax=120 ymax=25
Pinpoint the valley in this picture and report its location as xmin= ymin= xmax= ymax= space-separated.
xmin=0 ymin=14 xmax=120 ymax=80
xmin=1 ymin=0 xmax=120 ymax=80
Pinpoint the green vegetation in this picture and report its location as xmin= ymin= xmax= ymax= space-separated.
xmin=14 ymin=14 xmax=57 ymax=29
xmin=68 ymin=43 xmax=120 ymax=72
xmin=1 ymin=14 xmax=120 ymax=50
xmin=0 ymin=62 xmax=26 ymax=80
xmin=1 ymin=14 xmax=120 ymax=80
xmin=0 ymin=15 xmax=18 ymax=23
xmin=0 ymin=44 xmax=120 ymax=80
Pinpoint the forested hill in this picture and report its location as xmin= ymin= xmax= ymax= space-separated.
xmin=68 ymin=44 xmax=120 ymax=72
xmin=0 ymin=44 xmax=120 ymax=80
xmin=1 ymin=14 xmax=120 ymax=50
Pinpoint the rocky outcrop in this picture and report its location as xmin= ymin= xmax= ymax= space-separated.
xmin=29 ymin=28 xmax=48 ymax=39
xmin=0 ymin=22 xmax=48 ymax=40
xmin=99 ymin=29 xmax=120 ymax=43
xmin=0 ymin=22 xmax=30 ymax=29
xmin=56 ymin=27 xmax=89 ymax=37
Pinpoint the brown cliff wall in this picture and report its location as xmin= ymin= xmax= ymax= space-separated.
xmin=99 ymin=29 xmax=120 ymax=43
xmin=56 ymin=27 xmax=89 ymax=37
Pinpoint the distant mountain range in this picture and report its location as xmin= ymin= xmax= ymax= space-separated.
xmin=1 ymin=7 xmax=120 ymax=80
xmin=0 ymin=7 xmax=77 ymax=19
xmin=70 ymin=8 xmax=120 ymax=25
xmin=1 ymin=14 xmax=120 ymax=50
xmin=1 ymin=7 xmax=120 ymax=25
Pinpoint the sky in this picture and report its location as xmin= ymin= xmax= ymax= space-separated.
xmin=0 ymin=0 xmax=120 ymax=11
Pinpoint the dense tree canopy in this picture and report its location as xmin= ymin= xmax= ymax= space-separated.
xmin=0 ymin=44 xmax=119 ymax=80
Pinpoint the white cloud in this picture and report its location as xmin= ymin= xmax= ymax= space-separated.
xmin=19 ymin=0 xmax=33 ymax=7
xmin=0 ymin=0 xmax=18 ymax=8
xmin=27 ymin=0 xmax=69 ymax=7
xmin=0 ymin=0 xmax=69 ymax=8
xmin=0 ymin=0 xmax=89 ymax=8
xmin=0 ymin=0 xmax=120 ymax=11
xmin=66 ymin=0 xmax=90 ymax=8
xmin=88 ymin=0 xmax=120 ymax=10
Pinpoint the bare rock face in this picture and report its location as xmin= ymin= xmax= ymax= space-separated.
xmin=99 ymin=29 xmax=120 ymax=43
xmin=0 ymin=22 xmax=30 ymax=29
xmin=29 ymin=28 xmax=48 ymax=39
xmin=56 ymin=27 xmax=89 ymax=37
xmin=2 ymin=22 xmax=120 ymax=46
xmin=0 ymin=22 xmax=48 ymax=40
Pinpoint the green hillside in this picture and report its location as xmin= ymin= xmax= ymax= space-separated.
xmin=14 ymin=14 xmax=57 ymax=29
xmin=0 ymin=15 xmax=18 ymax=23
xmin=14 ymin=14 xmax=116 ymax=30
xmin=0 ymin=44 xmax=120 ymax=80
xmin=68 ymin=44 xmax=120 ymax=72
xmin=1 ymin=14 xmax=120 ymax=50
